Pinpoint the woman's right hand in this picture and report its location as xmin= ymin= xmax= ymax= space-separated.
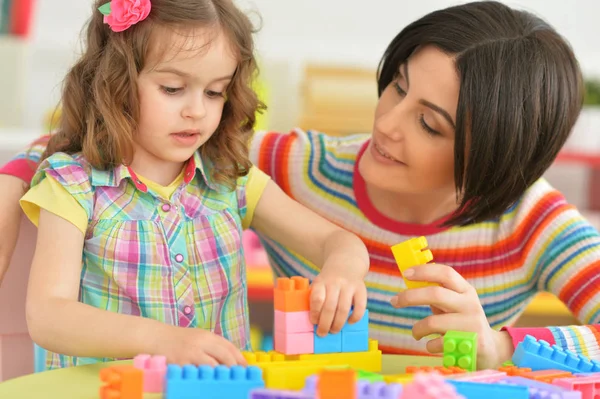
xmin=158 ymin=327 xmax=248 ymax=367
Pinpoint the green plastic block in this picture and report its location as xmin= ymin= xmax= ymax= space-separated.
xmin=443 ymin=331 xmax=477 ymax=372
xmin=357 ymin=369 xmax=384 ymax=382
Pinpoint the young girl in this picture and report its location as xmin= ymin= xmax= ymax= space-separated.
xmin=8 ymin=0 xmax=370 ymax=370
xmin=2 ymin=1 xmax=598 ymax=371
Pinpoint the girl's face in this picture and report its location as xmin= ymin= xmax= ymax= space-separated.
xmin=359 ymin=45 xmax=460 ymax=197
xmin=134 ymin=27 xmax=238 ymax=171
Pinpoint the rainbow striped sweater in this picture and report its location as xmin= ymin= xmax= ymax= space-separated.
xmin=2 ymin=130 xmax=600 ymax=359
xmin=248 ymin=129 xmax=600 ymax=358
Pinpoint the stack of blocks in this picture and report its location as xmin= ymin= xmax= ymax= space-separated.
xmin=274 ymin=276 xmax=369 ymax=355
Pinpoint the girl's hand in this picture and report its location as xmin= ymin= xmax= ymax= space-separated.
xmin=159 ymin=327 xmax=248 ymax=367
xmin=310 ymin=260 xmax=368 ymax=337
xmin=390 ymin=263 xmax=513 ymax=369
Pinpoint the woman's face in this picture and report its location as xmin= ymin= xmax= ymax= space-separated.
xmin=359 ymin=45 xmax=460 ymax=197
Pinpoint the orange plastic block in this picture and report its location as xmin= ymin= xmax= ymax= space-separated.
xmin=498 ymin=365 xmax=532 ymax=376
xmin=318 ymin=369 xmax=357 ymax=399
xmin=522 ymin=369 xmax=572 ymax=383
xmin=274 ymin=276 xmax=310 ymax=312
xmin=391 ymin=237 xmax=438 ymax=289
xmin=406 ymin=365 xmax=466 ymax=375
xmin=99 ymin=365 xmax=143 ymax=399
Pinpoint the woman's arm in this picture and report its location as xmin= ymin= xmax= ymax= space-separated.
xmin=0 ymin=175 xmax=28 ymax=285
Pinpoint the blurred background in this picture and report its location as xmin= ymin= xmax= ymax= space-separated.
xmin=0 ymin=0 xmax=599 ymax=381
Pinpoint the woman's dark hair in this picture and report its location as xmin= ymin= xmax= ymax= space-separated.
xmin=377 ymin=0 xmax=583 ymax=226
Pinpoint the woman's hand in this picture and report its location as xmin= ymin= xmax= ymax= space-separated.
xmin=390 ymin=263 xmax=513 ymax=369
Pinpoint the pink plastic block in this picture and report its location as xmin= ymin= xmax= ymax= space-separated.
xmin=401 ymin=373 xmax=466 ymax=399
xmin=554 ymin=375 xmax=600 ymax=399
xmin=133 ymin=354 xmax=167 ymax=393
xmin=450 ymin=369 xmax=507 ymax=382
xmin=274 ymin=331 xmax=314 ymax=355
xmin=274 ymin=310 xmax=313 ymax=334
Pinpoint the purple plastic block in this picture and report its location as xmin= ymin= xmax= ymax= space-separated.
xmin=357 ymin=380 xmax=403 ymax=399
xmin=498 ymin=376 xmax=581 ymax=399
xmin=251 ymin=388 xmax=314 ymax=399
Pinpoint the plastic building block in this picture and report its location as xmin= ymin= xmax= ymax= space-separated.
xmin=261 ymin=361 xmax=336 ymax=390
xmin=342 ymin=330 xmax=369 ymax=352
xmin=400 ymin=373 xmax=465 ymax=399
xmin=275 ymin=331 xmax=314 ymax=355
xmin=405 ymin=365 xmax=466 ymax=375
xmin=275 ymin=310 xmax=313 ymax=333
xmin=243 ymin=351 xmax=290 ymax=364
xmin=391 ymin=236 xmax=438 ymax=289
xmin=314 ymin=330 xmax=342 ymax=353
xmin=383 ymin=373 xmax=414 ymax=384
xmin=297 ymin=339 xmax=382 ymax=372
xmin=165 ymin=364 xmax=264 ymax=399
xmin=250 ymin=389 xmax=313 ymax=399
xmin=498 ymin=376 xmax=582 ymax=399
xmin=317 ymin=369 xmax=356 ymax=399
xmin=274 ymin=277 xmax=310 ymax=312
xmin=513 ymin=335 xmax=600 ymax=373
xmin=554 ymin=375 xmax=600 ymax=398
xmin=304 ymin=373 xmax=402 ymax=399
xmin=498 ymin=365 xmax=532 ymax=376
xmin=521 ymin=369 xmax=572 ymax=383
xmin=342 ymin=310 xmax=370 ymax=332
xmin=449 ymin=369 xmax=507 ymax=382
xmin=357 ymin=369 xmax=385 ymax=382
xmin=443 ymin=331 xmax=477 ymax=372
xmin=447 ymin=380 xmax=529 ymax=399
xmin=133 ymin=354 xmax=167 ymax=393
xmin=99 ymin=365 xmax=143 ymax=399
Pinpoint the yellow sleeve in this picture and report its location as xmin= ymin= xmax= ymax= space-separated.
xmin=20 ymin=175 xmax=89 ymax=235
xmin=242 ymin=166 xmax=270 ymax=229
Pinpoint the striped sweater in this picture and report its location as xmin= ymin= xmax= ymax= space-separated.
xmin=248 ymin=129 xmax=600 ymax=358
xmin=2 ymin=130 xmax=600 ymax=359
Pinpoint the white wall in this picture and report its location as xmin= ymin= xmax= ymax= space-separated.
xmin=8 ymin=0 xmax=600 ymax=131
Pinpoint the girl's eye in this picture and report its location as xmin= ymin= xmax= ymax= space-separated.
xmin=161 ymin=86 xmax=182 ymax=95
xmin=206 ymin=90 xmax=224 ymax=98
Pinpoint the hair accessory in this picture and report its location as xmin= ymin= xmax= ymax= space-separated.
xmin=98 ymin=0 xmax=151 ymax=32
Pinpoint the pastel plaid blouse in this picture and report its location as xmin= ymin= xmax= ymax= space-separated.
xmin=21 ymin=151 xmax=267 ymax=369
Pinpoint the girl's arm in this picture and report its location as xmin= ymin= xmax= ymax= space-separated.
xmin=27 ymin=209 xmax=245 ymax=366
xmin=0 ymin=175 xmax=27 ymax=285
xmin=251 ymin=180 xmax=370 ymax=335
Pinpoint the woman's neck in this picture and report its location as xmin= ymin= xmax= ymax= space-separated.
xmin=365 ymin=182 xmax=460 ymax=225
xmin=128 ymin=155 xmax=185 ymax=186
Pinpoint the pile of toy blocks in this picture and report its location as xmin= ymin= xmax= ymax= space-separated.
xmin=97 ymin=236 xmax=600 ymax=399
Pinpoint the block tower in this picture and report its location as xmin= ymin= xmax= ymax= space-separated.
xmin=273 ymin=276 xmax=370 ymax=355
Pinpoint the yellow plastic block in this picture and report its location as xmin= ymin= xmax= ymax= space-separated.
xmin=391 ymin=236 xmax=438 ymax=289
xmin=383 ymin=373 xmax=415 ymax=384
xmin=296 ymin=339 xmax=382 ymax=372
xmin=261 ymin=360 xmax=336 ymax=390
xmin=250 ymin=326 xmax=263 ymax=352
xmin=243 ymin=350 xmax=293 ymax=364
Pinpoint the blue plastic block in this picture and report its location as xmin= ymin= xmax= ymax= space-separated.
xmin=314 ymin=328 xmax=342 ymax=354
xmin=342 ymin=330 xmax=369 ymax=352
xmin=166 ymin=364 xmax=264 ymax=399
xmin=447 ymin=380 xmax=529 ymax=399
xmin=342 ymin=310 xmax=369 ymax=332
xmin=303 ymin=375 xmax=401 ymax=399
xmin=261 ymin=335 xmax=274 ymax=351
xmin=251 ymin=389 xmax=313 ymax=398
xmin=498 ymin=376 xmax=581 ymax=399
xmin=513 ymin=335 xmax=600 ymax=373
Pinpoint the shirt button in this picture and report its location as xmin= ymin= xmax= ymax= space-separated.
xmin=183 ymin=306 xmax=192 ymax=315
xmin=161 ymin=203 xmax=171 ymax=212
xmin=174 ymin=254 xmax=184 ymax=263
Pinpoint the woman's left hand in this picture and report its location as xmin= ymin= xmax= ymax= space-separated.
xmin=390 ymin=263 xmax=513 ymax=369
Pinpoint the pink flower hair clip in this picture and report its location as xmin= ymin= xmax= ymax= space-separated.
xmin=98 ymin=0 xmax=152 ymax=32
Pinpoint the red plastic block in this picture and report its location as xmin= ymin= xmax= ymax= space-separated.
xmin=554 ymin=375 xmax=600 ymax=398
xmin=274 ymin=310 xmax=313 ymax=333
xmin=317 ymin=369 xmax=357 ymax=399
xmin=274 ymin=331 xmax=314 ymax=355
xmin=99 ymin=365 xmax=143 ymax=399
xmin=274 ymin=277 xmax=310 ymax=312
xmin=133 ymin=354 xmax=167 ymax=393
